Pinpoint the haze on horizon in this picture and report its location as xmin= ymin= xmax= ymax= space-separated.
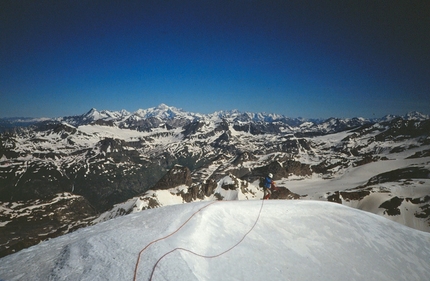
xmin=1 ymin=0 xmax=429 ymax=119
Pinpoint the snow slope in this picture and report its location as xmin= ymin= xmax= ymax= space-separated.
xmin=1 ymin=200 xmax=429 ymax=281
xmin=284 ymin=157 xmax=430 ymax=198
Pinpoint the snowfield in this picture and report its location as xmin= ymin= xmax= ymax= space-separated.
xmin=1 ymin=200 xmax=429 ymax=281
xmin=284 ymin=157 xmax=430 ymax=198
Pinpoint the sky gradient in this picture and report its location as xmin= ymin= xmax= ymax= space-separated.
xmin=1 ymin=0 xmax=429 ymax=119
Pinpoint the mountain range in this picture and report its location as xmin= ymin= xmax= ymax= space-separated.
xmin=0 ymin=104 xmax=429 ymax=258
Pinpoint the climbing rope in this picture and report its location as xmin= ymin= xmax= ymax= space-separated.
xmin=133 ymin=201 xmax=218 ymax=281
xmin=149 ymin=199 xmax=265 ymax=280
xmin=133 ymin=199 xmax=265 ymax=281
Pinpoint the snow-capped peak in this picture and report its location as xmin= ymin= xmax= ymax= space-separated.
xmin=378 ymin=111 xmax=429 ymax=122
xmin=83 ymin=108 xmax=99 ymax=119
xmin=82 ymin=108 xmax=130 ymax=121
xmin=132 ymin=104 xmax=199 ymax=120
xmin=404 ymin=111 xmax=429 ymax=120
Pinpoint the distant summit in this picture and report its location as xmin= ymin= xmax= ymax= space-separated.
xmin=404 ymin=111 xmax=430 ymax=120
xmin=380 ymin=111 xmax=430 ymax=122
xmin=133 ymin=103 xmax=200 ymax=120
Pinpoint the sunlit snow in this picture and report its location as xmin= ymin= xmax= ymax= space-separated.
xmin=1 ymin=200 xmax=429 ymax=281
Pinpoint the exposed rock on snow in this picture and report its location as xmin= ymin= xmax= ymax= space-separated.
xmin=152 ymin=165 xmax=192 ymax=190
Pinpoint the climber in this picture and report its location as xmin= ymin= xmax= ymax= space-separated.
xmin=263 ymin=173 xmax=279 ymax=200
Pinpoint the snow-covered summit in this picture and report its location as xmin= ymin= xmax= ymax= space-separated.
xmin=210 ymin=110 xmax=289 ymax=123
xmin=379 ymin=111 xmax=430 ymax=122
xmin=1 ymin=200 xmax=429 ymax=281
xmin=404 ymin=111 xmax=430 ymax=120
xmin=82 ymin=108 xmax=131 ymax=122
xmin=132 ymin=103 xmax=201 ymax=121
xmin=57 ymin=108 xmax=131 ymax=126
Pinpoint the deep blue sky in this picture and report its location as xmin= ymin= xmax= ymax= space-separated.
xmin=1 ymin=0 xmax=429 ymax=119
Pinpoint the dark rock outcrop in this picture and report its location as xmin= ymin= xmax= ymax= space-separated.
xmin=268 ymin=186 xmax=300 ymax=200
xmin=0 ymin=193 xmax=97 ymax=258
xmin=152 ymin=165 xmax=192 ymax=190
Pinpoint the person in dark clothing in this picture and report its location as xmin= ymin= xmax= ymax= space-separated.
xmin=263 ymin=173 xmax=278 ymax=199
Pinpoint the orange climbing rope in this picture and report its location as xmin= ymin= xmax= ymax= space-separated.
xmin=133 ymin=199 xmax=265 ymax=281
xmin=133 ymin=201 xmax=218 ymax=281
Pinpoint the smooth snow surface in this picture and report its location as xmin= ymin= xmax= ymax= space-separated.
xmin=1 ymin=200 xmax=430 ymax=281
